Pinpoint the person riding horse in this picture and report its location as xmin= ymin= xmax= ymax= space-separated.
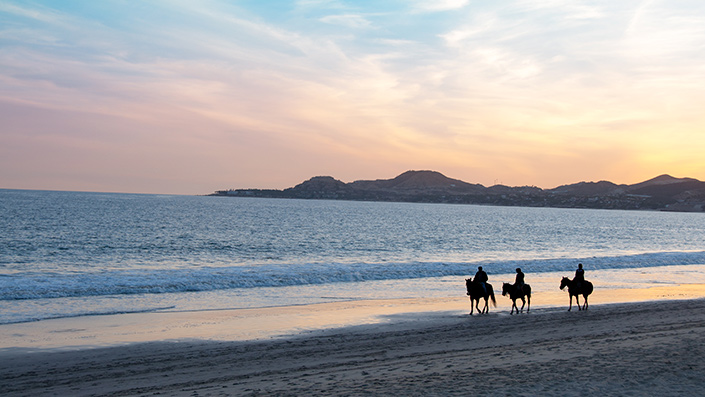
xmin=465 ymin=274 xmax=496 ymax=314
xmin=514 ymin=267 xmax=525 ymax=294
xmin=574 ymin=263 xmax=585 ymax=290
xmin=560 ymin=263 xmax=592 ymax=311
xmin=475 ymin=266 xmax=488 ymax=294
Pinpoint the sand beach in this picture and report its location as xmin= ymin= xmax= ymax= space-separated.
xmin=5 ymin=0 xmax=705 ymax=393
xmin=2 ymin=291 xmax=705 ymax=396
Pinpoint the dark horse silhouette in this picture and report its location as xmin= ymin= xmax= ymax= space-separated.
xmin=560 ymin=277 xmax=593 ymax=311
xmin=465 ymin=278 xmax=496 ymax=315
xmin=502 ymin=282 xmax=531 ymax=314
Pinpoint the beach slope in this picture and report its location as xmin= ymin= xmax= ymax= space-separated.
xmin=2 ymin=299 xmax=705 ymax=396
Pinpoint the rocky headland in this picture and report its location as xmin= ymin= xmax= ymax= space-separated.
xmin=210 ymin=171 xmax=705 ymax=212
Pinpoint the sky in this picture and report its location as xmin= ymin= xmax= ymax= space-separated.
xmin=1 ymin=0 xmax=704 ymax=194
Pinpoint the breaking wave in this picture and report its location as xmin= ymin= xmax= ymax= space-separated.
xmin=3 ymin=251 xmax=705 ymax=301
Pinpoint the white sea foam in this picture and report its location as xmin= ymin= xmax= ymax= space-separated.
xmin=2 ymin=251 xmax=705 ymax=301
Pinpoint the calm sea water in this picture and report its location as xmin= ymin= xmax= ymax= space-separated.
xmin=1 ymin=189 xmax=705 ymax=324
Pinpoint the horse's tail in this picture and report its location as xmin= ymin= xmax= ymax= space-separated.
xmin=490 ymin=289 xmax=497 ymax=308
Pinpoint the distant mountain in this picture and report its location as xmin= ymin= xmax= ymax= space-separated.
xmin=549 ymin=180 xmax=626 ymax=196
xmin=350 ymin=170 xmax=485 ymax=193
xmin=628 ymin=174 xmax=699 ymax=190
xmin=548 ymin=174 xmax=705 ymax=205
xmin=210 ymin=171 xmax=705 ymax=212
xmin=626 ymin=175 xmax=705 ymax=199
xmin=288 ymin=176 xmax=352 ymax=193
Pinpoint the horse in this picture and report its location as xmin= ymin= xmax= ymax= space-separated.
xmin=465 ymin=278 xmax=496 ymax=315
xmin=501 ymin=282 xmax=531 ymax=314
xmin=560 ymin=277 xmax=593 ymax=311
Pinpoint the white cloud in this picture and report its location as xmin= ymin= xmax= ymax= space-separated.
xmin=440 ymin=28 xmax=475 ymax=47
xmin=319 ymin=14 xmax=372 ymax=29
xmin=411 ymin=0 xmax=470 ymax=13
xmin=4 ymin=0 xmax=705 ymax=191
xmin=295 ymin=0 xmax=346 ymax=9
xmin=0 ymin=2 xmax=63 ymax=24
xmin=622 ymin=1 xmax=705 ymax=60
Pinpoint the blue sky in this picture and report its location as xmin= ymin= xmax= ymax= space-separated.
xmin=2 ymin=0 xmax=705 ymax=193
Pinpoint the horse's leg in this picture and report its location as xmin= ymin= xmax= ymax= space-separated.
xmin=576 ymin=294 xmax=582 ymax=311
xmin=469 ymin=297 xmax=474 ymax=315
xmin=568 ymin=294 xmax=573 ymax=311
xmin=520 ymin=297 xmax=526 ymax=313
xmin=510 ymin=299 xmax=516 ymax=315
xmin=482 ymin=298 xmax=488 ymax=314
xmin=583 ymin=294 xmax=589 ymax=310
xmin=527 ymin=295 xmax=530 ymax=313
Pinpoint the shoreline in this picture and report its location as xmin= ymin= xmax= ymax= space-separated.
xmin=4 ymin=280 xmax=705 ymax=353
xmin=2 ymin=297 xmax=705 ymax=396
xmin=4 ymin=268 xmax=705 ymax=352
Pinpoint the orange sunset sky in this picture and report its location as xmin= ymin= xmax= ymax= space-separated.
xmin=1 ymin=1 xmax=704 ymax=194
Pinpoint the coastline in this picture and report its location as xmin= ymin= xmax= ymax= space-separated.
xmin=4 ymin=266 xmax=705 ymax=352
xmin=209 ymin=171 xmax=705 ymax=213
xmin=2 ymin=297 xmax=705 ymax=396
xmin=4 ymin=264 xmax=705 ymax=396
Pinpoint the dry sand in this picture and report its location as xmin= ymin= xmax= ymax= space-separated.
xmin=2 ymin=298 xmax=705 ymax=396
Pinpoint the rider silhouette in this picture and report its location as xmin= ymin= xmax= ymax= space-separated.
xmin=475 ymin=266 xmax=488 ymax=294
xmin=514 ymin=268 xmax=525 ymax=293
xmin=574 ymin=263 xmax=585 ymax=289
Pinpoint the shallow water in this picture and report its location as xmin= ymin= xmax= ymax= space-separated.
xmin=1 ymin=189 xmax=704 ymax=325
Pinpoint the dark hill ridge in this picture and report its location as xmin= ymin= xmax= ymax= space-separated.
xmin=350 ymin=170 xmax=485 ymax=193
xmin=549 ymin=180 xmax=625 ymax=196
xmin=211 ymin=171 xmax=705 ymax=212
xmin=289 ymin=176 xmax=352 ymax=193
xmin=629 ymin=174 xmax=699 ymax=190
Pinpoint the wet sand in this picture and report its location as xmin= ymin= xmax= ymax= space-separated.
xmin=2 ymin=295 xmax=705 ymax=396
xmin=4 ymin=271 xmax=705 ymax=352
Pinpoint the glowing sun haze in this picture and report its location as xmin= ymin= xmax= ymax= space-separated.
xmin=1 ymin=0 xmax=704 ymax=194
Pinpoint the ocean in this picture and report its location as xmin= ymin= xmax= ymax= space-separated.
xmin=2 ymin=188 xmax=705 ymax=325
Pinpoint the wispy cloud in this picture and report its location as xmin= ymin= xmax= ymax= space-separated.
xmin=295 ymin=0 xmax=347 ymax=9
xmin=2 ymin=0 xmax=705 ymax=193
xmin=319 ymin=14 xmax=373 ymax=29
xmin=0 ymin=2 xmax=64 ymax=24
xmin=410 ymin=0 xmax=470 ymax=13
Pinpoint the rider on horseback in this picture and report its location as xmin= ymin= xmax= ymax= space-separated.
xmin=574 ymin=263 xmax=585 ymax=290
xmin=475 ymin=266 xmax=488 ymax=294
xmin=514 ymin=268 xmax=525 ymax=294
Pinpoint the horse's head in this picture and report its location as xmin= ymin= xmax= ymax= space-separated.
xmin=560 ymin=277 xmax=570 ymax=290
xmin=501 ymin=282 xmax=511 ymax=296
